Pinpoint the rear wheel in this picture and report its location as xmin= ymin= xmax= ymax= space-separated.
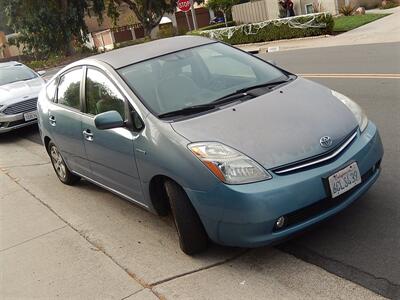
xmin=164 ymin=180 xmax=208 ymax=255
xmin=48 ymin=141 xmax=80 ymax=185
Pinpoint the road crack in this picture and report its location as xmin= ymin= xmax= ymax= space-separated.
xmin=279 ymin=243 xmax=400 ymax=299
xmin=150 ymin=249 xmax=250 ymax=287
xmin=0 ymin=226 xmax=67 ymax=253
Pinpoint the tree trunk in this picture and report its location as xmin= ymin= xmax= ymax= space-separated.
xmin=223 ymin=12 xmax=228 ymax=27
xmin=65 ymin=40 xmax=75 ymax=56
xmin=60 ymin=0 xmax=74 ymax=56
xmin=144 ymin=25 xmax=152 ymax=38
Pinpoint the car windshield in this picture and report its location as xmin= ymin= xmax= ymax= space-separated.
xmin=118 ymin=42 xmax=287 ymax=116
xmin=0 ymin=64 xmax=38 ymax=86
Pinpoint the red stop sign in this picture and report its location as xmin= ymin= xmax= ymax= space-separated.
xmin=177 ymin=0 xmax=191 ymax=12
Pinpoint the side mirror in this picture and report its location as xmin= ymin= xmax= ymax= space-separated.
xmin=94 ymin=110 xmax=124 ymax=130
xmin=37 ymin=70 xmax=46 ymax=76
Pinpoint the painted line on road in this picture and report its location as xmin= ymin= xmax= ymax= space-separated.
xmin=299 ymin=73 xmax=400 ymax=79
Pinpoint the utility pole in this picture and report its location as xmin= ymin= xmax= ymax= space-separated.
xmin=189 ymin=0 xmax=198 ymax=30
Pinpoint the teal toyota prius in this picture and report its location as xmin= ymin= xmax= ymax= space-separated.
xmin=37 ymin=36 xmax=383 ymax=255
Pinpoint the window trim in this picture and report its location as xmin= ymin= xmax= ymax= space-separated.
xmin=54 ymin=66 xmax=85 ymax=113
xmin=46 ymin=79 xmax=57 ymax=102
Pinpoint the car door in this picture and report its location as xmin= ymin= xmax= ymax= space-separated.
xmin=47 ymin=67 xmax=91 ymax=176
xmin=80 ymin=66 xmax=143 ymax=201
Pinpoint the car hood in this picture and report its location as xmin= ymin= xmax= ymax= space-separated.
xmin=171 ymin=78 xmax=358 ymax=170
xmin=0 ymin=77 xmax=45 ymax=106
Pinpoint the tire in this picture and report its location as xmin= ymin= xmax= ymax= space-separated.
xmin=164 ymin=180 xmax=209 ymax=255
xmin=48 ymin=141 xmax=80 ymax=185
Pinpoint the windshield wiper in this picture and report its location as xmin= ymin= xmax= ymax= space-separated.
xmin=236 ymin=78 xmax=292 ymax=94
xmin=2 ymin=77 xmax=36 ymax=85
xmin=158 ymin=103 xmax=217 ymax=119
xmin=211 ymin=77 xmax=292 ymax=104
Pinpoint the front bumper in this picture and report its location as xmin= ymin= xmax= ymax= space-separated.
xmin=0 ymin=112 xmax=37 ymax=133
xmin=185 ymin=121 xmax=383 ymax=247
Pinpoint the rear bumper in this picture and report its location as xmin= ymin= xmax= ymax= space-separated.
xmin=185 ymin=121 xmax=383 ymax=247
xmin=0 ymin=112 xmax=37 ymax=133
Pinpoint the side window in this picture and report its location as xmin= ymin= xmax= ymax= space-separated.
xmin=46 ymin=79 xmax=57 ymax=102
xmin=57 ymin=68 xmax=82 ymax=110
xmin=85 ymin=68 xmax=125 ymax=119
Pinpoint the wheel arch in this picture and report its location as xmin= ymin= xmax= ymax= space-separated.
xmin=148 ymin=174 xmax=173 ymax=216
xmin=44 ymin=136 xmax=51 ymax=154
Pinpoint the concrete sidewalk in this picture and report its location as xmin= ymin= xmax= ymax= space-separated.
xmin=237 ymin=7 xmax=400 ymax=53
xmin=0 ymin=136 xmax=385 ymax=299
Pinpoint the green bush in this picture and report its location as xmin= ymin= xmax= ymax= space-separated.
xmin=380 ymin=1 xmax=399 ymax=9
xmin=198 ymin=21 xmax=236 ymax=31
xmin=157 ymin=25 xmax=176 ymax=39
xmin=114 ymin=37 xmax=152 ymax=49
xmin=25 ymin=54 xmax=64 ymax=70
xmin=189 ymin=13 xmax=334 ymax=45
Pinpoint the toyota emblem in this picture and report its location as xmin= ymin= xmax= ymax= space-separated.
xmin=319 ymin=136 xmax=333 ymax=148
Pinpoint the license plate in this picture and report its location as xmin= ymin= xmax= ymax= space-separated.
xmin=328 ymin=162 xmax=361 ymax=198
xmin=24 ymin=111 xmax=38 ymax=121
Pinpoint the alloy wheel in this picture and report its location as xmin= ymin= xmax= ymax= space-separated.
xmin=50 ymin=145 xmax=67 ymax=180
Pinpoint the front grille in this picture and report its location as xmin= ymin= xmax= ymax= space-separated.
xmin=273 ymin=166 xmax=377 ymax=232
xmin=3 ymin=98 xmax=38 ymax=115
xmin=273 ymin=128 xmax=359 ymax=175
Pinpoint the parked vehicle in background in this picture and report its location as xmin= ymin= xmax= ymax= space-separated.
xmin=37 ymin=36 xmax=383 ymax=255
xmin=210 ymin=16 xmax=225 ymax=24
xmin=0 ymin=62 xmax=46 ymax=133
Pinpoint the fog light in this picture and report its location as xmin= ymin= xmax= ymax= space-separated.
xmin=276 ymin=216 xmax=286 ymax=229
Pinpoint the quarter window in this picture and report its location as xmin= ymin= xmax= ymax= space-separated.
xmin=85 ymin=68 xmax=125 ymax=119
xmin=57 ymin=68 xmax=82 ymax=110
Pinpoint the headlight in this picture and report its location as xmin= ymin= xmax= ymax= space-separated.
xmin=332 ymin=90 xmax=368 ymax=132
xmin=188 ymin=142 xmax=271 ymax=184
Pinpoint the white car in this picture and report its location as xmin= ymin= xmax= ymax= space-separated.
xmin=0 ymin=61 xmax=46 ymax=133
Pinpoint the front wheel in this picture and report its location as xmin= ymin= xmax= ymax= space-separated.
xmin=164 ymin=180 xmax=209 ymax=255
xmin=48 ymin=141 xmax=80 ymax=185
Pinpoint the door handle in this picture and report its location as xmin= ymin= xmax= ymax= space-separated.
xmin=83 ymin=129 xmax=94 ymax=142
xmin=49 ymin=115 xmax=56 ymax=126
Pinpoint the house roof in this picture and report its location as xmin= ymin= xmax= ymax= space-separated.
xmin=90 ymin=36 xmax=215 ymax=69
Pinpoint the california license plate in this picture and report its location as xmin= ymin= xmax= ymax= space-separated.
xmin=24 ymin=111 xmax=38 ymax=121
xmin=328 ymin=162 xmax=361 ymax=198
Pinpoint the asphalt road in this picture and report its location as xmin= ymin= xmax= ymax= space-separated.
xmin=4 ymin=42 xmax=399 ymax=298
xmin=261 ymin=42 xmax=400 ymax=299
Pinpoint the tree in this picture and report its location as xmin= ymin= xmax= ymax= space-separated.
xmin=0 ymin=0 xmax=105 ymax=57
xmin=0 ymin=7 xmax=13 ymax=34
xmin=0 ymin=0 xmax=204 ymax=58
xmin=206 ymin=0 xmax=240 ymax=27
xmin=109 ymin=0 xmax=203 ymax=37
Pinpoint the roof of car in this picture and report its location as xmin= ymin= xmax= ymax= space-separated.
xmin=92 ymin=36 xmax=216 ymax=69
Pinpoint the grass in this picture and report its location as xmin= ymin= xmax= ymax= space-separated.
xmin=333 ymin=14 xmax=389 ymax=32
